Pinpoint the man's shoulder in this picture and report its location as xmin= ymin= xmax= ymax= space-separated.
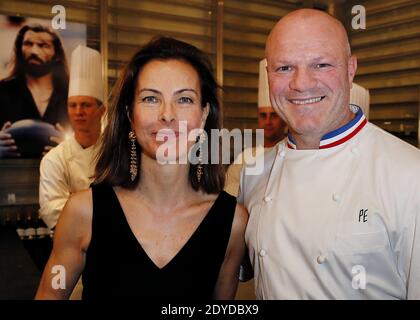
xmin=40 ymin=138 xmax=71 ymax=166
xmin=365 ymin=123 xmax=420 ymax=161
xmin=241 ymin=144 xmax=278 ymax=170
xmin=240 ymin=142 xmax=282 ymax=199
xmin=233 ymin=145 xmax=267 ymax=164
xmin=364 ymin=123 xmax=420 ymax=175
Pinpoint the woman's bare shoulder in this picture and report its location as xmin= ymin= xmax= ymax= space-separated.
xmin=233 ymin=203 xmax=248 ymax=228
xmin=54 ymin=189 xmax=93 ymax=250
xmin=64 ymin=189 xmax=93 ymax=217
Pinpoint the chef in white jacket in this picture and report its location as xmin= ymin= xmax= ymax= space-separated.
xmin=350 ymin=82 xmax=370 ymax=119
xmin=239 ymin=9 xmax=420 ymax=299
xmin=39 ymin=45 xmax=105 ymax=230
xmin=225 ymin=58 xmax=286 ymax=197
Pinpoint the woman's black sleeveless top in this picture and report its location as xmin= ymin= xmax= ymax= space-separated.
xmin=81 ymin=183 xmax=236 ymax=300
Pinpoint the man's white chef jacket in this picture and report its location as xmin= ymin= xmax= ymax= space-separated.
xmin=239 ymin=109 xmax=420 ymax=299
xmin=225 ymin=145 xmax=266 ymax=197
xmin=39 ymin=135 xmax=98 ymax=229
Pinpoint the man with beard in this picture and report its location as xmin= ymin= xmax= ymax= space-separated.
xmin=0 ymin=24 xmax=69 ymax=158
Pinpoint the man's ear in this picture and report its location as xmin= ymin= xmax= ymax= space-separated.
xmin=348 ymin=55 xmax=358 ymax=84
xmin=98 ymin=102 xmax=106 ymax=115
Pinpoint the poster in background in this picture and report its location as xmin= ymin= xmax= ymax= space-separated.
xmin=0 ymin=14 xmax=86 ymax=79
xmin=0 ymin=14 xmax=86 ymax=158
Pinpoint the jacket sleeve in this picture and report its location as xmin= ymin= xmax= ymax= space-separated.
xmin=39 ymin=150 xmax=70 ymax=229
xmin=395 ymin=178 xmax=420 ymax=299
xmin=406 ymin=190 xmax=420 ymax=299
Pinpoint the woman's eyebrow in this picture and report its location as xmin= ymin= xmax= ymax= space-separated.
xmin=138 ymin=88 xmax=161 ymax=94
xmin=175 ymin=88 xmax=198 ymax=95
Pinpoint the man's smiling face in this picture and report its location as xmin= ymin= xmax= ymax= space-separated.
xmin=266 ymin=10 xmax=357 ymax=141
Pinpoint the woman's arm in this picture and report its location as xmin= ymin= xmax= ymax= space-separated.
xmin=213 ymin=204 xmax=248 ymax=300
xmin=35 ymin=189 xmax=93 ymax=300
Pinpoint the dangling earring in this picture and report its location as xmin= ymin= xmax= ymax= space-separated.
xmin=128 ymin=130 xmax=138 ymax=181
xmin=196 ymin=131 xmax=206 ymax=183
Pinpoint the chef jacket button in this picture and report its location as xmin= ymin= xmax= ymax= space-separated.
xmin=351 ymin=147 xmax=359 ymax=155
xmin=332 ymin=193 xmax=341 ymax=202
xmin=259 ymin=249 xmax=267 ymax=257
xmin=279 ymin=150 xmax=286 ymax=157
xmin=264 ymin=196 xmax=272 ymax=203
xmin=317 ymin=255 xmax=326 ymax=264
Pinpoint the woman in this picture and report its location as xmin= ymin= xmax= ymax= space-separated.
xmin=35 ymin=36 xmax=248 ymax=300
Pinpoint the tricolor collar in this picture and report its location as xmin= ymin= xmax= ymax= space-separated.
xmin=287 ymin=106 xmax=367 ymax=150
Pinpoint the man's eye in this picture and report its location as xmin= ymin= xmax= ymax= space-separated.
xmin=142 ymin=96 xmax=158 ymax=104
xmin=276 ymin=66 xmax=292 ymax=72
xmin=315 ymin=63 xmax=331 ymax=69
xmin=178 ymin=97 xmax=193 ymax=104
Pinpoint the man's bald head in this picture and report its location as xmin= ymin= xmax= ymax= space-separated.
xmin=264 ymin=8 xmax=358 ymax=149
xmin=267 ymin=9 xmax=351 ymax=59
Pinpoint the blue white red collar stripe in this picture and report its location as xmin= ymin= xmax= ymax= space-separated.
xmin=287 ymin=107 xmax=367 ymax=150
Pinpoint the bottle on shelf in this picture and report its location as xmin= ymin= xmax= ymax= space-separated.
xmin=16 ymin=212 xmax=27 ymax=240
xmin=35 ymin=217 xmax=50 ymax=239
xmin=4 ymin=212 xmax=12 ymax=229
xmin=25 ymin=212 xmax=36 ymax=241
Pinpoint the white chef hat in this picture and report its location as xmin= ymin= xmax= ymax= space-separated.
xmin=258 ymin=58 xmax=271 ymax=108
xmin=350 ymin=82 xmax=370 ymax=119
xmin=68 ymin=45 xmax=104 ymax=103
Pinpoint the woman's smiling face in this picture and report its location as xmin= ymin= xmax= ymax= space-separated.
xmin=131 ymin=59 xmax=208 ymax=162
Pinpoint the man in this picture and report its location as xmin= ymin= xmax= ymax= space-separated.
xmin=0 ymin=24 xmax=69 ymax=158
xmin=239 ymin=9 xmax=420 ymax=299
xmin=257 ymin=59 xmax=287 ymax=148
xmin=225 ymin=59 xmax=286 ymax=197
xmin=39 ymin=45 xmax=104 ymax=230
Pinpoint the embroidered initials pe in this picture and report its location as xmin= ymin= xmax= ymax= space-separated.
xmin=359 ymin=209 xmax=368 ymax=223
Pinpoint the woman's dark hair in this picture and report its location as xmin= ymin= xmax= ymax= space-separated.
xmin=94 ymin=36 xmax=224 ymax=194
